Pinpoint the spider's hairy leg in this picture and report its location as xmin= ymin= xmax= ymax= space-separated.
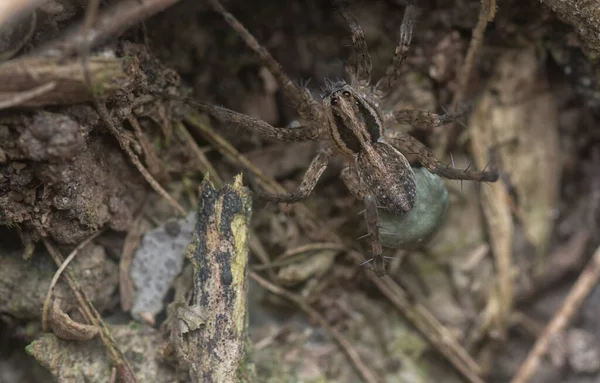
xmin=165 ymin=96 xmax=320 ymax=142
xmin=208 ymin=0 xmax=323 ymax=124
xmin=384 ymin=130 xmax=499 ymax=182
xmin=374 ymin=4 xmax=418 ymax=97
xmin=335 ymin=0 xmax=372 ymax=88
xmin=384 ymin=108 xmax=467 ymax=131
xmin=253 ymin=149 xmax=331 ymax=203
xmin=363 ymin=195 xmax=386 ymax=277
xmin=341 ymin=167 xmax=385 ymax=277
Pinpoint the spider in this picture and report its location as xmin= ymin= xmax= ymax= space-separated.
xmin=171 ymin=0 xmax=499 ymax=276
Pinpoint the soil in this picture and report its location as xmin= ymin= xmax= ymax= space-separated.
xmin=1 ymin=0 xmax=600 ymax=382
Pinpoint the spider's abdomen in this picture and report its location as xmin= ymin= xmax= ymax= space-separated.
xmin=356 ymin=142 xmax=417 ymax=215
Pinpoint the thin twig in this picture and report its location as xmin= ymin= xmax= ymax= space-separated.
xmin=0 ymin=0 xmax=42 ymax=26
xmin=102 ymin=105 xmax=187 ymax=216
xmin=0 ymin=81 xmax=55 ymax=110
xmin=175 ymin=121 xmax=223 ymax=185
xmin=252 ymin=242 xmax=346 ymax=271
xmin=250 ymin=271 xmax=380 ymax=383
xmin=42 ymin=229 xmax=104 ymax=332
xmin=0 ymin=10 xmax=37 ymax=61
xmin=511 ymin=244 xmax=600 ymax=383
xmin=439 ymin=0 xmax=497 ymax=153
xmin=361 ymin=256 xmax=484 ymax=383
xmin=452 ymin=0 xmax=496 ymax=110
xmin=42 ymin=237 xmax=138 ymax=383
xmin=119 ymin=216 xmax=150 ymax=312
xmin=35 ymin=0 xmax=181 ymax=57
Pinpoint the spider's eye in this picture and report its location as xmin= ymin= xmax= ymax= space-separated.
xmin=342 ymin=90 xmax=351 ymax=98
xmin=331 ymin=97 xmax=338 ymax=105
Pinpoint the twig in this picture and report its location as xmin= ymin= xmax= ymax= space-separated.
xmin=119 ymin=216 xmax=151 ymax=311
xmin=252 ymin=242 xmax=346 ymax=271
xmin=175 ymin=121 xmax=223 ymax=185
xmin=363 ymin=258 xmax=484 ymax=383
xmin=128 ymin=115 xmax=165 ymax=179
xmin=0 ymin=81 xmax=55 ymax=110
xmin=100 ymin=103 xmax=187 ymax=216
xmin=250 ymin=271 xmax=380 ymax=383
xmin=35 ymin=0 xmax=181 ymax=57
xmin=0 ymin=0 xmax=42 ymax=26
xmin=0 ymin=10 xmax=37 ymax=61
xmin=452 ymin=0 xmax=496 ymax=110
xmin=41 ymin=237 xmax=138 ymax=383
xmin=510 ymin=244 xmax=600 ymax=383
xmin=41 ymin=229 xmax=104 ymax=332
xmin=439 ymin=0 xmax=496 ymax=153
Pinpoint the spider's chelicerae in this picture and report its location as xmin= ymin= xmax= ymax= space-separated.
xmin=180 ymin=0 xmax=499 ymax=276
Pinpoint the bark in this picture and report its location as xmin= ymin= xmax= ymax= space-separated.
xmin=173 ymin=175 xmax=255 ymax=382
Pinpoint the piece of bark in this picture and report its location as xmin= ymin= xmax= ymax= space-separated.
xmin=172 ymin=175 xmax=255 ymax=382
xmin=0 ymin=56 xmax=138 ymax=107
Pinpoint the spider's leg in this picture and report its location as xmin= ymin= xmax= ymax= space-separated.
xmin=363 ymin=195 xmax=386 ymax=277
xmin=335 ymin=0 xmax=372 ymax=88
xmin=209 ymin=0 xmax=323 ymax=126
xmin=341 ymin=167 xmax=386 ymax=277
xmin=385 ymin=130 xmax=498 ymax=182
xmin=374 ymin=4 xmax=418 ymax=97
xmin=254 ymin=149 xmax=331 ymax=203
xmin=174 ymin=98 xmax=320 ymax=142
xmin=384 ymin=108 xmax=467 ymax=131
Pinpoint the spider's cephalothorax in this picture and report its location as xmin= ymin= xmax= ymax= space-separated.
xmin=322 ymin=81 xmax=417 ymax=215
xmin=176 ymin=0 xmax=499 ymax=277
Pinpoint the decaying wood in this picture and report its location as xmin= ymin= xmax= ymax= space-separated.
xmin=541 ymin=0 xmax=600 ymax=58
xmin=0 ymin=56 xmax=138 ymax=107
xmin=172 ymin=175 xmax=255 ymax=382
xmin=469 ymin=46 xmax=561 ymax=338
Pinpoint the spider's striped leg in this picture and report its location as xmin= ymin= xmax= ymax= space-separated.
xmin=341 ymin=167 xmax=386 ymax=277
xmin=374 ymin=4 xmax=418 ymax=97
xmin=209 ymin=0 xmax=324 ymax=126
xmin=164 ymin=95 xmax=321 ymax=142
xmin=384 ymin=108 xmax=467 ymax=131
xmin=253 ymin=149 xmax=331 ymax=203
xmin=363 ymin=194 xmax=386 ymax=277
xmin=385 ymin=129 xmax=498 ymax=182
xmin=335 ymin=0 xmax=372 ymax=88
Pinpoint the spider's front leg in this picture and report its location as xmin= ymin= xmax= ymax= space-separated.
xmin=335 ymin=0 xmax=372 ymax=88
xmin=166 ymin=96 xmax=321 ymax=142
xmin=384 ymin=129 xmax=498 ymax=182
xmin=374 ymin=4 xmax=418 ymax=97
xmin=253 ymin=149 xmax=331 ymax=204
xmin=209 ymin=0 xmax=323 ymax=125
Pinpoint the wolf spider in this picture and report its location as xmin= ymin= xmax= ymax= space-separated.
xmin=178 ymin=0 xmax=498 ymax=276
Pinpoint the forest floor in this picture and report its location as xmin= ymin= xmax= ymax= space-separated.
xmin=1 ymin=0 xmax=600 ymax=382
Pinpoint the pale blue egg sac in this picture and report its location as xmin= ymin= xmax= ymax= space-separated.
xmin=379 ymin=166 xmax=449 ymax=249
